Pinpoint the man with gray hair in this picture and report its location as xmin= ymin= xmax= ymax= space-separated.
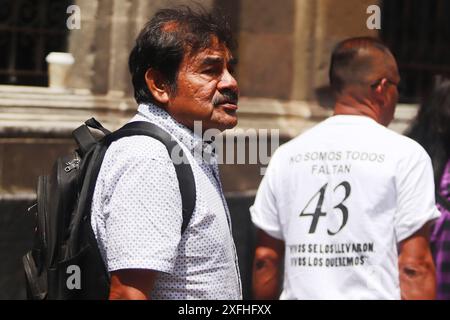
xmin=91 ymin=6 xmax=242 ymax=300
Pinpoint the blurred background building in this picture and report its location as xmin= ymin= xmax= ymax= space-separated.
xmin=1 ymin=0 xmax=449 ymax=299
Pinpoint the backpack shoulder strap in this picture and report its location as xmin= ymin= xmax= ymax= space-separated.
xmin=72 ymin=125 xmax=97 ymax=156
xmin=105 ymin=121 xmax=196 ymax=234
xmin=72 ymin=118 xmax=111 ymax=156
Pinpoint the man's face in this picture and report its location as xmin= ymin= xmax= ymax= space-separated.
xmin=165 ymin=36 xmax=239 ymax=132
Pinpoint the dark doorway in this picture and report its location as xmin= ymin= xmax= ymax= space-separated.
xmin=381 ymin=0 xmax=450 ymax=103
xmin=0 ymin=0 xmax=72 ymax=86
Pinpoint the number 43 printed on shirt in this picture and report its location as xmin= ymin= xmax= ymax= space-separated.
xmin=299 ymin=181 xmax=351 ymax=236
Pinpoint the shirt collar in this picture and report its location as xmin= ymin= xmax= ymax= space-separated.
xmin=136 ymin=103 xmax=216 ymax=159
xmin=324 ymin=115 xmax=379 ymax=125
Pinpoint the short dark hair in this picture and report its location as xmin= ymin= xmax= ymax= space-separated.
xmin=329 ymin=37 xmax=391 ymax=92
xmin=129 ymin=6 xmax=234 ymax=104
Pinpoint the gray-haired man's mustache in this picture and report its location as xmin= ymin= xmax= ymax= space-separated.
xmin=213 ymin=90 xmax=239 ymax=106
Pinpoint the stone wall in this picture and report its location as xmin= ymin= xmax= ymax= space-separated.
xmin=67 ymin=0 xmax=380 ymax=102
xmin=68 ymin=0 xmax=215 ymax=96
xmin=236 ymin=0 xmax=379 ymax=102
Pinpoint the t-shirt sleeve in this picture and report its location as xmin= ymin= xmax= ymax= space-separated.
xmin=250 ymin=150 xmax=284 ymax=240
xmin=394 ymin=147 xmax=441 ymax=242
xmin=97 ymin=136 xmax=183 ymax=273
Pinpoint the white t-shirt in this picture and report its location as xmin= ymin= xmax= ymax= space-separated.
xmin=251 ymin=115 xmax=440 ymax=300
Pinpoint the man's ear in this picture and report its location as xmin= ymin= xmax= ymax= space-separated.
xmin=371 ymin=78 xmax=389 ymax=107
xmin=145 ymin=69 xmax=170 ymax=104
xmin=374 ymin=78 xmax=388 ymax=95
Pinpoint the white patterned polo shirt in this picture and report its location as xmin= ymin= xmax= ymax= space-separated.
xmin=91 ymin=103 xmax=242 ymax=300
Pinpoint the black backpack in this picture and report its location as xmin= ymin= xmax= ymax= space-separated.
xmin=22 ymin=118 xmax=196 ymax=300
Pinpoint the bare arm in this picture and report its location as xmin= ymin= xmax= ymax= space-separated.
xmin=252 ymin=229 xmax=284 ymax=300
xmin=398 ymin=223 xmax=436 ymax=300
xmin=109 ymin=269 xmax=158 ymax=300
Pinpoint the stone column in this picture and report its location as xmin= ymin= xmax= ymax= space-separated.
xmin=107 ymin=0 xmax=134 ymax=98
xmin=67 ymin=0 xmax=113 ymax=94
xmin=91 ymin=0 xmax=113 ymax=94
xmin=236 ymin=0 xmax=296 ymax=100
xmin=67 ymin=0 xmax=100 ymax=92
xmin=292 ymin=0 xmax=318 ymax=101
